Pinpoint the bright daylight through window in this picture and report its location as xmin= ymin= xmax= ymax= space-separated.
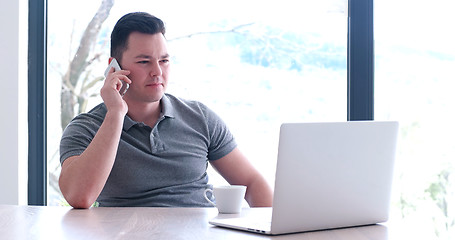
xmin=375 ymin=0 xmax=455 ymax=239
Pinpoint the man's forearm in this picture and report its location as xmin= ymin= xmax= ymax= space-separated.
xmin=59 ymin=111 xmax=124 ymax=208
xmin=245 ymin=175 xmax=273 ymax=207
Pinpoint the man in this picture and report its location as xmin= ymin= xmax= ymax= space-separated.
xmin=59 ymin=12 xmax=273 ymax=209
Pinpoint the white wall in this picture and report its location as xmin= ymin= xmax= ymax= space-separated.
xmin=0 ymin=0 xmax=28 ymax=205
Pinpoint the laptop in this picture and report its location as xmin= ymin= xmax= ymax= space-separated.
xmin=209 ymin=121 xmax=399 ymax=235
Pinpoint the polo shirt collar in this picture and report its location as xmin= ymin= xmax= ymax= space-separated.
xmin=123 ymin=94 xmax=175 ymax=131
xmin=160 ymin=94 xmax=176 ymax=119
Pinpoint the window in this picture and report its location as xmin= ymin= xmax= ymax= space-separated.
xmin=375 ymin=0 xmax=455 ymax=238
xmin=47 ymin=0 xmax=348 ymax=205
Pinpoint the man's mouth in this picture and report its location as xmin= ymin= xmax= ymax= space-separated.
xmin=146 ymin=82 xmax=163 ymax=87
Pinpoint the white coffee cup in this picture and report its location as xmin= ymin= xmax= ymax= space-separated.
xmin=204 ymin=185 xmax=247 ymax=214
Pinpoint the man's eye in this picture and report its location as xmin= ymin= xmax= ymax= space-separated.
xmin=138 ymin=61 xmax=149 ymax=64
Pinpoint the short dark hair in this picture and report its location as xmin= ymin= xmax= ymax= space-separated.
xmin=110 ymin=12 xmax=166 ymax=61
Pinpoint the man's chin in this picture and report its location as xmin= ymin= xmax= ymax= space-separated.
xmin=123 ymin=93 xmax=164 ymax=104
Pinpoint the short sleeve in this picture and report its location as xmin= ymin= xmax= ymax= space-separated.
xmin=201 ymin=104 xmax=237 ymax=161
xmin=59 ymin=104 xmax=106 ymax=164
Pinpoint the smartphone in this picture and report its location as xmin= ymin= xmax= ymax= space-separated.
xmin=104 ymin=58 xmax=129 ymax=96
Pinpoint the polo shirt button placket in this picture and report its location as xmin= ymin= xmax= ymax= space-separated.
xmin=150 ymin=131 xmax=156 ymax=152
xmin=150 ymin=130 xmax=165 ymax=153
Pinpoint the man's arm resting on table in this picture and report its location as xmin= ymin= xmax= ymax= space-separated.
xmin=59 ymin=111 xmax=124 ymax=209
xmin=210 ymin=147 xmax=273 ymax=207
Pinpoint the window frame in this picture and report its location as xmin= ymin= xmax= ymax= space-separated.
xmin=28 ymin=0 xmax=374 ymax=205
xmin=348 ymin=0 xmax=374 ymax=120
xmin=28 ymin=0 xmax=48 ymax=205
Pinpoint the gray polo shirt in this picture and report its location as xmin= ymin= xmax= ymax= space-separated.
xmin=60 ymin=93 xmax=237 ymax=207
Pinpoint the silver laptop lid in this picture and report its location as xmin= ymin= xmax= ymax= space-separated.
xmin=271 ymin=121 xmax=398 ymax=234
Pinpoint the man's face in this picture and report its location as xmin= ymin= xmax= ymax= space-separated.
xmin=120 ymin=32 xmax=170 ymax=104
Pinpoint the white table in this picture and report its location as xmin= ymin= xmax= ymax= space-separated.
xmin=0 ymin=205 xmax=409 ymax=239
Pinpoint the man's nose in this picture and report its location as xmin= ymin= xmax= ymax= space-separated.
xmin=149 ymin=62 xmax=162 ymax=77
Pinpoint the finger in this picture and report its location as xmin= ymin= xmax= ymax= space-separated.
xmin=106 ymin=67 xmax=129 ymax=78
xmin=116 ymin=74 xmax=132 ymax=85
xmin=108 ymin=69 xmax=129 ymax=77
xmin=113 ymin=69 xmax=130 ymax=76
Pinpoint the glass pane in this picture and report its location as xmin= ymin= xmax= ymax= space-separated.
xmin=48 ymin=0 xmax=347 ymax=205
xmin=375 ymin=0 xmax=455 ymax=238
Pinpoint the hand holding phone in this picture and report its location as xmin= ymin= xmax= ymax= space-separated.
xmin=104 ymin=58 xmax=129 ymax=96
